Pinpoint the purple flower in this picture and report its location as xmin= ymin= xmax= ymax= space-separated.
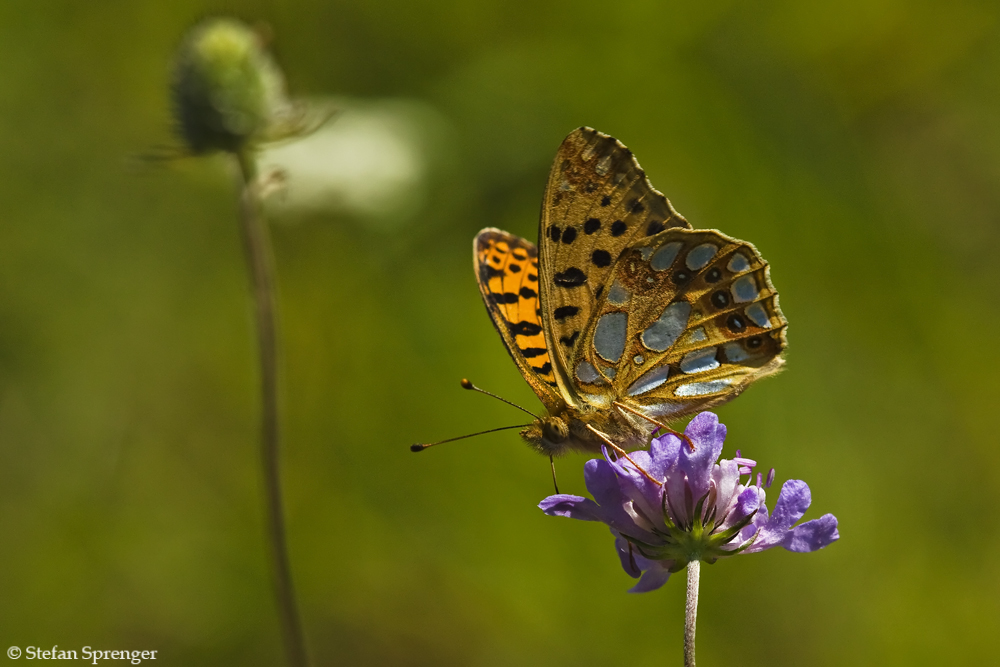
xmin=539 ymin=412 xmax=839 ymax=593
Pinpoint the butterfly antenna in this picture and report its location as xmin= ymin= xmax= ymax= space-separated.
xmin=460 ymin=378 xmax=540 ymax=419
xmin=410 ymin=424 xmax=530 ymax=452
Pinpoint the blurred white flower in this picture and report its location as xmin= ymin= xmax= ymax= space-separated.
xmin=259 ymin=98 xmax=449 ymax=228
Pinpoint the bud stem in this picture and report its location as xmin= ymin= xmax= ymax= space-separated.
xmin=684 ymin=560 xmax=700 ymax=667
xmin=236 ymin=151 xmax=310 ymax=667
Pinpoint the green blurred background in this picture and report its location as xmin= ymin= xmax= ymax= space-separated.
xmin=1 ymin=1 xmax=998 ymax=665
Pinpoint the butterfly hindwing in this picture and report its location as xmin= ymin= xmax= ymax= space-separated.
xmin=538 ymin=128 xmax=692 ymax=405
xmin=474 ymin=229 xmax=563 ymax=411
xmin=571 ymin=227 xmax=787 ymax=419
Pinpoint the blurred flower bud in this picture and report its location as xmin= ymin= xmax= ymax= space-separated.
xmin=172 ymin=18 xmax=290 ymax=154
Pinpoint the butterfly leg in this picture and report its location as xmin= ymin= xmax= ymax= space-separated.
xmin=585 ymin=425 xmax=662 ymax=487
xmin=549 ymin=455 xmax=560 ymax=494
xmin=613 ymin=402 xmax=695 ymax=452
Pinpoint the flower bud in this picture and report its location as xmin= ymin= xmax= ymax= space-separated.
xmin=172 ymin=18 xmax=288 ymax=154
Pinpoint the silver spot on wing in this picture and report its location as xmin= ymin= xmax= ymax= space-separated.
xmin=723 ymin=342 xmax=750 ymax=363
xmin=627 ymin=365 xmax=670 ymax=396
xmin=641 ymin=302 xmax=691 ymax=352
xmin=680 ymin=347 xmax=720 ymax=374
xmin=675 ymin=379 xmax=732 ymax=397
xmin=607 ymin=280 xmax=630 ymax=306
xmin=576 ymin=361 xmax=600 ymax=383
xmin=685 ymin=243 xmax=718 ymax=270
xmin=594 ymin=312 xmax=628 ymax=363
xmin=745 ymin=302 xmax=771 ymax=328
xmin=731 ymin=275 xmax=758 ymax=303
xmin=650 ymin=242 xmax=682 ymax=271
xmin=727 ymin=253 xmax=750 ymax=273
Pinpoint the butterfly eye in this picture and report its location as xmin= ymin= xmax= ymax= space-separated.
xmin=747 ymin=336 xmax=763 ymax=349
xmin=542 ymin=418 xmax=569 ymax=443
xmin=711 ymin=290 xmax=730 ymax=309
xmin=726 ymin=313 xmax=747 ymax=333
xmin=705 ymin=267 xmax=722 ymax=283
xmin=672 ymin=270 xmax=691 ymax=284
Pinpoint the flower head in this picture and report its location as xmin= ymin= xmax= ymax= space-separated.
xmin=172 ymin=18 xmax=293 ymax=154
xmin=539 ymin=412 xmax=839 ymax=592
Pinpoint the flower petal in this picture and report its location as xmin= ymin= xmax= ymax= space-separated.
xmin=614 ymin=533 xmax=642 ymax=578
xmin=784 ymin=514 xmax=840 ymax=552
xmin=728 ymin=486 xmax=761 ymax=525
xmin=678 ymin=412 xmax=726 ymax=498
xmin=712 ymin=459 xmax=741 ymax=517
xmin=585 ymin=458 xmax=626 ymax=507
xmin=628 ymin=562 xmax=673 ymax=593
xmin=539 ymin=494 xmax=608 ymax=522
xmin=583 ymin=459 xmax=659 ymax=539
xmin=770 ymin=479 xmax=812 ymax=529
xmin=648 ymin=432 xmax=682 ymax=479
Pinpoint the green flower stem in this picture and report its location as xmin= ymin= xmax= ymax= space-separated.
xmin=236 ymin=152 xmax=310 ymax=667
xmin=684 ymin=560 xmax=700 ymax=667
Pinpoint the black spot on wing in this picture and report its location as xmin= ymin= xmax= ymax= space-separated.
xmin=508 ymin=263 xmax=521 ymax=273
xmin=561 ymin=227 xmax=577 ymax=244
xmin=584 ymin=218 xmax=601 ymax=234
xmin=591 ymin=249 xmax=611 ymax=267
xmin=611 ymin=220 xmax=627 ymax=237
xmin=559 ymin=331 xmax=580 ymax=347
xmin=532 ymin=362 xmax=553 ymax=375
xmin=646 ymin=219 xmax=665 ymax=236
xmin=548 ymin=225 xmax=561 ymax=242
xmin=519 ymin=286 xmax=537 ymax=299
xmin=520 ymin=347 xmax=547 ymax=358
xmin=484 ymin=265 xmax=504 ymax=279
xmin=600 ymin=195 xmax=611 ymax=207
xmin=554 ymin=267 xmax=587 ymax=287
xmin=509 ymin=321 xmax=543 ymax=336
xmin=553 ymin=305 xmax=579 ymax=320
xmin=490 ymin=292 xmax=519 ymax=304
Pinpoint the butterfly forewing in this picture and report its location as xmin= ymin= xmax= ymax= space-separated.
xmin=474 ymin=229 xmax=563 ymax=411
xmin=538 ymin=128 xmax=691 ymax=405
xmin=573 ymin=227 xmax=788 ymax=419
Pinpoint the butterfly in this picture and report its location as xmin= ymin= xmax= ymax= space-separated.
xmin=473 ymin=127 xmax=787 ymax=458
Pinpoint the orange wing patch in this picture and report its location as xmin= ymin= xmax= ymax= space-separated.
xmin=474 ymin=230 xmax=559 ymax=393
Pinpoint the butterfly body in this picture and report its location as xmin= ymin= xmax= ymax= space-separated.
xmin=475 ymin=128 xmax=787 ymax=456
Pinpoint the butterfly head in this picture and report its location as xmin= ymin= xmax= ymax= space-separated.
xmin=521 ymin=415 xmax=571 ymax=457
